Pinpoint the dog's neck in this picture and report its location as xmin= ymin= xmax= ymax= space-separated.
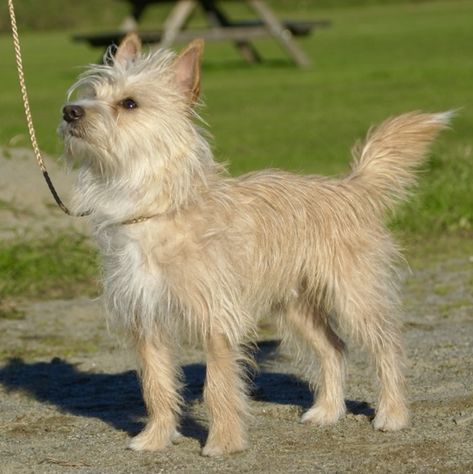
xmin=72 ymin=129 xmax=218 ymax=228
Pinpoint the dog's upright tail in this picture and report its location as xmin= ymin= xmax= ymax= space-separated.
xmin=347 ymin=111 xmax=452 ymax=215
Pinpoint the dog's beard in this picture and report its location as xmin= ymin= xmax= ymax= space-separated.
xmin=62 ymin=131 xmax=93 ymax=163
xmin=59 ymin=118 xmax=111 ymax=168
xmin=65 ymin=124 xmax=85 ymax=139
xmin=59 ymin=120 xmax=88 ymax=148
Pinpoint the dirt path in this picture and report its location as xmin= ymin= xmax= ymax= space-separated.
xmin=0 ymin=147 xmax=90 ymax=239
xmin=0 ymin=149 xmax=472 ymax=473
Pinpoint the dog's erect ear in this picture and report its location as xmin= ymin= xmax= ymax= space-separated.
xmin=115 ymin=33 xmax=142 ymax=66
xmin=173 ymin=39 xmax=205 ymax=104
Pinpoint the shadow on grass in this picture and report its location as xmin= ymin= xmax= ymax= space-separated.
xmin=0 ymin=340 xmax=374 ymax=445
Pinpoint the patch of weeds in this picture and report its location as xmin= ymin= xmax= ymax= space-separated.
xmin=0 ymin=334 xmax=104 ymax=360
xmin=439 ymin=299 xmax=473 ymax=318
xmin=391 ymin=142 xmax=473 ymax=236
xmin=404 ymin=235 xmax=473 ymax=270
xmin=0 ymin=305 xmax=26 ymax=320
xmin=1 ymin=148 xmax=12 ymax=160
xmin=0 ymin=198 xmax=35 ymax=217
xmin=0 ymin=199 xmax=11 ymax=210
xmin=0 ymin=232 xmax=99 ymax=301
xmin=8 ymin=415 xmax=76 ymax=436
xmin=433 ymin=285 xmax=452 ymax=297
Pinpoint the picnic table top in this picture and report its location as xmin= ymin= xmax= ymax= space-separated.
xmin=74 ymin=0 xmax=330 ymax=68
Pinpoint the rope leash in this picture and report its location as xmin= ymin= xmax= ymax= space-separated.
xmin=7 ymin=0 xmax=87 ymax=217
xmin=7 ymin=0 xmax=158 ymax=225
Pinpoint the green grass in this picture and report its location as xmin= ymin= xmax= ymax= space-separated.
xmin=0 ymin=234 xmax=98 ymax=302
xmin=2 ymin=1 xmax=472 ymax=233
xmin=0 ymin=1 xmax=472 ymax=300
xmin=0 ymin=1 xmax=451 ymax=33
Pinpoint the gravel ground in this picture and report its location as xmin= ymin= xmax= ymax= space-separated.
xmin=0 ymin=148 xmax=472 ymax=473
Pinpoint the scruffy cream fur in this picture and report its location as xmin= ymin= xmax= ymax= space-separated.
xmin=59 ymin=34 xmax=450 ymax=456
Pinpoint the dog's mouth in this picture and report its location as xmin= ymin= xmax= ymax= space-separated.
xmin=63 ymin=122 xmax=86 ymax=140
xmin=59 ymin=121 xmax=92 ymax=160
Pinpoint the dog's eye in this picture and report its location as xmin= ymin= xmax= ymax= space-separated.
xmin=119 ymin=98 xmax=138 ymax=110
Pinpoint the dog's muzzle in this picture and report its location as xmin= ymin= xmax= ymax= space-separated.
xmin=63 ymin=104 xmax=85 ymax=123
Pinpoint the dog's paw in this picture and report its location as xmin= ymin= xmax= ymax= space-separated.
xmin=171 ymin=430 xmax=185 ymax=444
xmin=201 ymin=444 xmax=226 ymax=457
xmin=372 ymin=408 xmax=409 ymax=432
xmin=201 ymin=438 xmax=247 ymax=457
xmin=301 ymin=404 xmax=345 ymax=426
xmin=128 ymin=427 xmax=179 ymax=451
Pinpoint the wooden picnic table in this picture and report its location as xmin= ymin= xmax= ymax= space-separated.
xmin=74 ymin=0 xmax=330 ymax=67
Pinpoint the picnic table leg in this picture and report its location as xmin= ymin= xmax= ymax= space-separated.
xmin=247 ymin=0 xmax=311 ymax=68
xmin=119 ymin=1 xmax=149 ymax=33
xmin=199 ymin=0 xmax=262 ymax=64
xmin=160 ymin=0 xmax=197 ymax=49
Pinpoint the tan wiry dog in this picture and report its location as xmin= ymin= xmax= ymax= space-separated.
xmin=59 ymin=34 xmax=450 ymax=456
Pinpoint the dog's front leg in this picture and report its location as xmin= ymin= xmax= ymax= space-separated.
xmin=129 ymin=333 xmax=182 ymax=451
xmin=202 ymin=333 xmax=249 ymax=457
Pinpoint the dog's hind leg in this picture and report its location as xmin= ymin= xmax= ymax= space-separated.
xmin=285 ymin=299 xmax=347 ymax=426
xmin=202 ymin=332 xmax=249 ymax=456
xmin=129 ymin=332 xmax=183 ymax=451
xmin=334 ymin=275 xmax=409 ymax=432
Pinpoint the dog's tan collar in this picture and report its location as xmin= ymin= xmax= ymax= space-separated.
xmin=120 ymin=213 xmax=161 ymax=225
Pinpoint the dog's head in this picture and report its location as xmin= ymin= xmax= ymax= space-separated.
xmin=59 ymin=34 xmax=205 ymax=177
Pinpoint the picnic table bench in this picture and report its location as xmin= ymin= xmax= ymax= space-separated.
xmin=74 ymin=0 xmax=330 ymax=67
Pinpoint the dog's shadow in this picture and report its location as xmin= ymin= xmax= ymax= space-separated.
xmin=0 ymin=341 xmax=373 ymax=445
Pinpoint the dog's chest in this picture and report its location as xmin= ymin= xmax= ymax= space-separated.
xmin=99 ymin=219 xmax=191 ymax=292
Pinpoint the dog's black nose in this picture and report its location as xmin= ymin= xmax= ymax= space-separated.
xmin=63 ymin=104 xmax=85 ymax=123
